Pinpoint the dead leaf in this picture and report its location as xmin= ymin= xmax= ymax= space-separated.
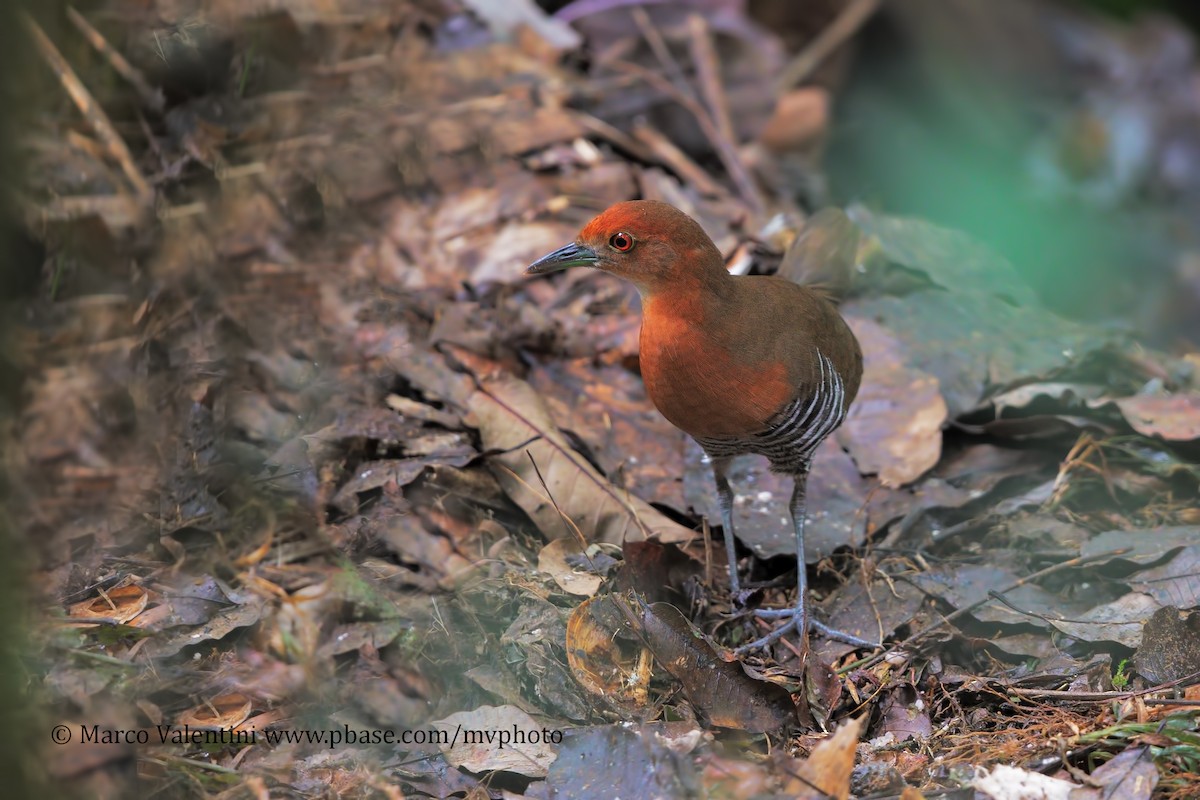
xmin=1133 ymin=607 xmax=1200 ymax=684
xmin=841 ymin=317 xmax=946 ymax=487
xmin=617 ymin=598 xmax=797 ymax=733
xmin=177 ymin=693 xmax=253 ymax=730
xmin=1111 ymin=393 xmax=1200 ymax=441
xmin=1046 ymin=592 xmax=1160 ymax=648
xmin=1087 ymin=747 xmax=1157 ymax=800
xmin=537 ymin=539 xmax=604 ymax=597
xmin=544 ymin=723 xmax=701 ymax=798
xmin=786 ymin=716 xmax=863 ymax=800
xmin=434 ymin=705 xmax=557 ymax=777
xmin=565 ymin=596 xmax=650 ymax=707
xmin=466 ymin=373 xmax=695 ymax=544
xmin=68 ymin=585 xmax=148 ymax=624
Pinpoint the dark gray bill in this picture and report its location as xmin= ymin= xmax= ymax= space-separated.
xmin=525 ymin=242 xmax=599 ymax=275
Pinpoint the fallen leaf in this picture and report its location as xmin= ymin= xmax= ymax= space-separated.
xmin=617 ymin=597 xmax=797 ymax=733
xmin=1133 ymin=607 xmax=1200 ymax=684
xmin=1046 ymin=592 xmax=1160 ymax=648
xmin=786 ymin=716 xmax=863 ymax=800
xmin=466 ymin=373 xmax=695 ymax=544
xmin=68 ymin=585 xmax=148 ymax=624
xmin=841 ymin=317 xmax=946 ymax=487
xmin=1111 ymin=393 xmax=1200 ymax=441
xmin=177 ymin=693 xmax=253 ymax=730
xmin=537 ymin=539 xmax=604 ymax=597
xmin=433 ymin=705 xmax=558 ymax=777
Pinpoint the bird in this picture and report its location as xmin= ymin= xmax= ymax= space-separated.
xmin=527 ymin=200 xmax=879 ymax=654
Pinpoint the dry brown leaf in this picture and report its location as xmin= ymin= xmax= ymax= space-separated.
xmin=177 ymin=693 xmax=253 ymax=730
xmin=537 ymin=539 xmax=604 ymax=597
xmin=466 ymin=374 xmax=695 ymax=544
xmin=434 ymin=705 xmax=557 ymax=777
xmin=1111 ymin=393 xmax=1200 ymax=441
xmin=565 ymin=596 xmax=650 ymax=708
xmin=785 ymin=716 xmax=863 ymax=800
xmin=68 ymin=585 xmax=148 ymax=624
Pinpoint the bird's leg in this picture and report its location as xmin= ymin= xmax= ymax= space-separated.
xmin=735 ymin=468 xmax=882 ymax=654
xmin=710 ymin=455 xmax=741 ymax=594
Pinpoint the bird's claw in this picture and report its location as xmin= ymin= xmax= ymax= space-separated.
xmin=733 ymin=607 xmax=882 ymax=654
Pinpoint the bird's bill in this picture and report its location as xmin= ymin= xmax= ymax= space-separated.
xmin=525 ymin=243 xmax=599 ymax=274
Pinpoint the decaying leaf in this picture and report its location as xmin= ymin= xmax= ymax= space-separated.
xmin=616 ymin=597 xmax=797 ymax=733
xmin=788 ymin=716 xmax=863 ymax=800
xmin=1046 ymin=592 xmax=1160 ymax=648
xmin=565 ymin=596 xmax=651 ymax=708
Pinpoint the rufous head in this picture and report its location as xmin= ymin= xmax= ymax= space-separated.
xmin=526 ymin=200 xmax=727 ymax=294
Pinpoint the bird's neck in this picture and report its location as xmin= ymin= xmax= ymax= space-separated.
xmin=638 ymin=265 xmax=732 ymax=324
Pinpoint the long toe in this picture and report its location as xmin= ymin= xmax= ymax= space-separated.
xmin=737 ymin=609 xmax=883 ymax=653
xmin=808 ymin=619 xmax=881 ymax=650
xmin=733 ymin=615 xmax=801 ymax=654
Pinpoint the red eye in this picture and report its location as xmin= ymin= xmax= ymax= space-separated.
xmin=609 ymin=232 xmax=634 ymax=252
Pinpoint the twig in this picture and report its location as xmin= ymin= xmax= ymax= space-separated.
xmin=630 ymin=7 xmax=691 ymax=101
xmin=572 ymin=110 xmax=661 ymax=165
xmin=841 ymin=548 xmax=1133 ymax=674
xmin=67 ymin=6 xmax=163 ymax=112
xmin=614 ymin=60 xmax=761 ymax=212
xmin=24 ymin=13 xmax=153 ymax=206
xmin=523 ymin=451 xmax=592 ymax=558
xmin=632 ymin=121 xmax=727 ymax=197
xmin=686 ymin=14 xmax=737 ymax=163
xmin=1005 ymin=669 xmax=1200 ymax=703
xmin=776 ymin=0 xmax=880 ymax=93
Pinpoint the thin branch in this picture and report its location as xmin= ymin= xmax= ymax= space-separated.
xmin=776 ymin=0 xmax=880 ymax=93
xmin=67 ymin=6 xmax=163 ymax=112
xmin=24 ymin=13 xmax=153 ymax=206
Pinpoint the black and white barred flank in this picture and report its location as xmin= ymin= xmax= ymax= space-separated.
xmin=697 ymin=351 xmax=847 ymax=474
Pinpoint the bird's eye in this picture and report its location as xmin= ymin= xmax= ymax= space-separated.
xmin=609 ymin=232 xmax=634 ymax=252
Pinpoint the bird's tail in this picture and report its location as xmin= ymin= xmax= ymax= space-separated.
xmin=775 ymin=208 xmax=860 ymax=303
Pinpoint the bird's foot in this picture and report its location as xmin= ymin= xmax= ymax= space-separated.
xmin=733 ymin=606 xmax=882 ymax=655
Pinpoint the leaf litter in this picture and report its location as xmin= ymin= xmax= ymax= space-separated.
xmin=7 ymin=0 xmax=1200 ymax=798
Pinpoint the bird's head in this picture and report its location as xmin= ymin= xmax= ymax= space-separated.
xmin=526 ymin=200 xmax=727 ymax=295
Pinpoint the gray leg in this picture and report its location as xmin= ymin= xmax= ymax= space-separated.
xmin=736 ymin=468 xmax=881 ymax=653
xmin=711 ymin=456 xmax=741 ymax=594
